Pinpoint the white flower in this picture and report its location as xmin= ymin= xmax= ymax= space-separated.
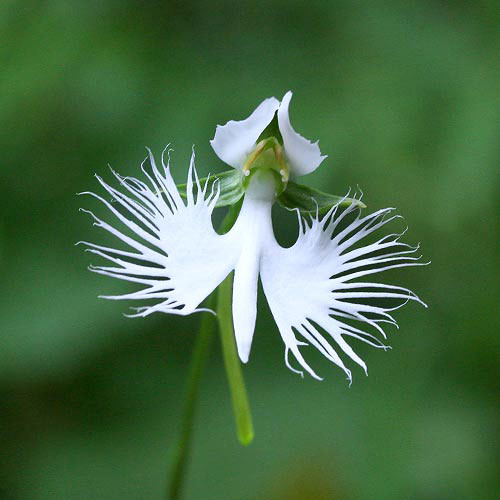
xmin=80 ymin=92 xmax=426 ymax=382
xmin=210 ymin=90 xmax=326 ymax=177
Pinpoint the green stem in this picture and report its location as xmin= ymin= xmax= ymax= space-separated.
xmin=167 ymin=294 xmax=216 ymax=500
xmin=216 ymin=274 xmax=255 ymax=445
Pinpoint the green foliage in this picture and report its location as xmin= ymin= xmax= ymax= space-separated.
xmin=176 ymin=169 xmax=244 ymax=207
xmin=257 ymin=115 xmax=283 ymax=144
xmin=278 ymin=180 xmax=366 ymax=214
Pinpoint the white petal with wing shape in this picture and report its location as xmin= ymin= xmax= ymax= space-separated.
xmin=79 ymin=149 xmax=239 ymax=317
xmin=277 ymin=91 xmax=327 ymax=177
xmin=210 ymin=97 xmax=280 ymax=169
xmin=260 ymin=197 xmax=427 ymax=382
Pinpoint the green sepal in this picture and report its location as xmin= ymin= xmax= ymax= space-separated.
xmin=257 ymin=115 xmax=283 ymax=144
xmin=277 ymin=180 xmax=366 ymax=214
xmin=177 ymin=169 xmax=244 ymax=207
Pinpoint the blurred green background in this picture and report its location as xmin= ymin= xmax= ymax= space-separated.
xmin=1 ymin=1 xmax=498 ymax=499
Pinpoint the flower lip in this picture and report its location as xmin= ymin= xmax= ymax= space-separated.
xmin=210 ymin=91 xmax=327 ymax=178
xmin=81 ymin=148 xmax=426 ymax=382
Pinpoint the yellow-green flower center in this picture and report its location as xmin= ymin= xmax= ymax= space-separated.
xmin=242 ymin=137 xmax=289 ymax=196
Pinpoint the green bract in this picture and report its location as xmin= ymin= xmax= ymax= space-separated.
xmin=177 ymin=170 xmax=366 ymax=213
xmin=177 ymin=169 xmax=244 ymax=207
xmin=277 ymin=180 xmax=366 ymax=214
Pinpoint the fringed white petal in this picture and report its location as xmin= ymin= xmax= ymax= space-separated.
xmin=277 ymin=91 xmax=327 ymax=177
xmin=210 ymin=97 xmax=280 ymax=168
xmin=260 ymin=194 xmax=427 ymax=382
xmin=79 ymin=148 xmax=239 ymax=317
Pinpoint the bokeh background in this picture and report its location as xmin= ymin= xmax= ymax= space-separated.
xmin=1 ymin=1 xmax=498 ymax=499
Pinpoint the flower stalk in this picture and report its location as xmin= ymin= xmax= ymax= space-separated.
xmin=167 ymin=293 xmax=216 ymax=500
xmin=217 ymin=199 xmax=254 ymax=446
xmin=216 ymin=273 xmax=255 ymax=446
